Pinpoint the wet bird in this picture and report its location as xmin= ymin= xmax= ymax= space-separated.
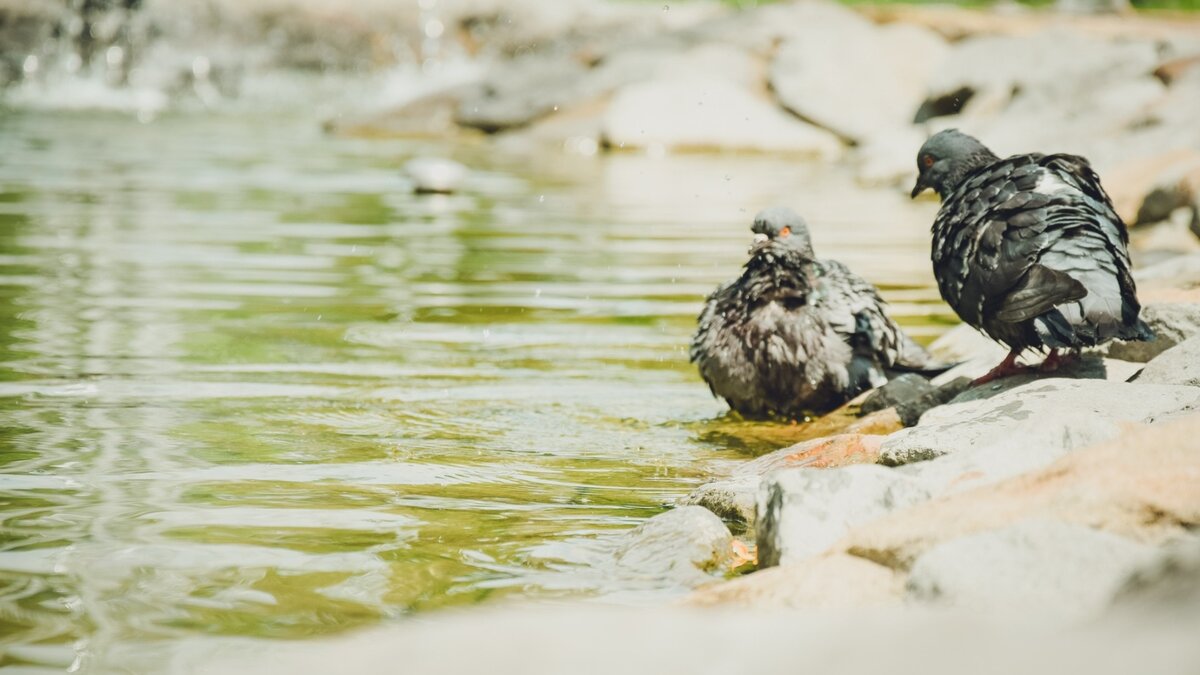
xmin=911 ymin=129 xmax=1153 ymax=384
xmin=690 ymin=207 xmax=940 ymax=419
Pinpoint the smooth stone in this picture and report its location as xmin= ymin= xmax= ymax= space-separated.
xmin=907 ymin=519 xmax=1156 ymax=619
xmin=680 ymin=475 xmax=759 ymax=528
xmin=1133 ymin=335 xmax=1200 ymax=387
xmin=686 ymin=553 xmax=902 ymax=609
xmin=404 ymin=158 xmax=468 ymax=194
xmin=770 ymin=22 xmax=947 ymax=143
xmin=860 ymin=373 xmax=954 ymax=427
xmin=612 ymin=506 xmax=732 ymax=585
xmin=1112 ymin=535 xmax=1200 ymax=610
xmin=757 ymin=465 xmax=930 ymax=568
xmin=600 ymin=76 xmax=843 ymax=157
xmin=737 ymin=434 xmax=885 ymax=476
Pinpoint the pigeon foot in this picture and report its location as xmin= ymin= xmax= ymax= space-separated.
xmin=970 ymin=350 xmax=1032 ymax=386
xmin=1038 ymin=349 xmax=1080 ymax=373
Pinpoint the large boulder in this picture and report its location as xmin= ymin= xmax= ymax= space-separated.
xmin=907 ymin=519 xmax=1155 ymax=619
xmin=757 ymin=465 xmax=930 ymax=567
xmin=840 ymin=413 xmax=1200 ymax=570
xmin=601 ymin=76 xmax=843 ymax=156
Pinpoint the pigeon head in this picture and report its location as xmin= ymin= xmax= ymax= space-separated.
xmin=911 ymin=129 xmax=999 ymax=199
xmin=749 ymin=206 xmax=815 ymax=259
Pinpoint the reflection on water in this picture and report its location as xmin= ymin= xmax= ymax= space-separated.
xmin=0 ymin=109 xmax=953 ymax=669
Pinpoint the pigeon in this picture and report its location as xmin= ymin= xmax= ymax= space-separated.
xmin=911 ymin=129 xmax=1153 ymax=384
xmin=690 ymin=207 xmax=941 ymax=420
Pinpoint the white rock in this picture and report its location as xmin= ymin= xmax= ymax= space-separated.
xmin=404 ymin=158 xmax=468 ymax=194
xmin=756 ymin=465 xmax=930 ymax=568
xmin=1135 ymin=335 xmax=1200 ymax=388
xmin=907 ymin=519 xmax=1156 ymax=619
xmin=612 ymin=506 xmax=732 ymax=584
xmin=601 ymin=77 xmax=843 ymax=157
xmin=1102 ymin=303 xmax=1200 ymax=363
xmin=881 ymin=379 xmax=1200 ymax=493
xmin=770 ymin=22 xmax=948 ymax=143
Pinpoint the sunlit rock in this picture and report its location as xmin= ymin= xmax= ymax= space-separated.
xmin=404 ymin=157 xmax=468 ymax=194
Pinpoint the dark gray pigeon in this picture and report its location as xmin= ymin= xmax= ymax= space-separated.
xmin=690 ymin=207 xmax=940 ymax=420
xmin=911 ymin=129 xmax=1153 ymax=383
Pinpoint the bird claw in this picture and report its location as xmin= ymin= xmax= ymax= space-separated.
xmin=970 ymin=351 xmax=1032 ymax=387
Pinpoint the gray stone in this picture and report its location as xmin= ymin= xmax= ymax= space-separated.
xmin=770 ymin=22 xmax=947 ymax=143
xmin=1134 ymin=335 xmax=1200 ymax=387
xmin=1103 ymin=303 xmax=1200 ymax=362
xmin=601 ymin=76 xmax=842 ymax=156
xmin=881 ymin=380 xmax=1200 ymax=496
xmin=860 ymin=373 xmax=950 ymax=427
xmin=756 ymin=465 xmax=930 ymax=568
xmin=680 ymin=475 xmax=759 ymax=528
xmin=907 ymin=519 xmax=1156 ymax=619
xmin=612 ymin=506 xmax=732 ymax=584
xmin=1135 ymin=253 xmax=1200 ymax=288
xmin=456 ymin=58 xmax=594 ymax=133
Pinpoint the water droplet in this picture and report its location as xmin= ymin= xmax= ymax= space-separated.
xmin=538 ymin=195 xmax=545 ymax=203
xmin=424 ymin=18 xmax=445 ymax=39
xmin=663 ymin=4 xmax=670 ymax=10
xmin=21 ymin=54 xmax=38 ymax=75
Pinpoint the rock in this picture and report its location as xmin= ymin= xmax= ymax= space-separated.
xmin=680 ymin=475 xmax=759 ymax=528
xmin=1134 ymin=335 xmax=1200 ymax=387
xmin=600 ymin=77 xmax=843 ymax=157
xmin=1102 ymin=303 xmax=1200 ymax=362
xmin=878 ymin=379 xmax=1200 ymax=470
xmin=1104 ymin=149 xmax=1200 ymax=225
xmin=757 ymin=465 xmax=930 ymax=567
xmin=860 ymin=373 xmax=950 ymax=427
xmin=844 ymin=408 xmax=905 ymax=435
xmin=1135 ymin=253 xmax=1200 ymax=290
xmin=1112 ymin=535 xmax=1200 ymax=610
xmin=456 ymin=58 xmax=594 ymax=133
xmin=404 ymin=158 xmax=468 ymax=194
xmin=907 ymin=520 xmax=1156 ymax=619
xmin=686 ymin=553 xmax=902 ymax=609
xmin=737 ymin=434 xmax=885 ymax=475
xmin=769 ymin=22 xmax=947 ymax=143
xmin=840 ymin=413 xmax=1200 ymax=570
xmin=612 ymin=506 xmax=732 ymax=584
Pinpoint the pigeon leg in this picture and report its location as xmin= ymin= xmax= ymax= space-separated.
xmin=1039 ymin=348 xmax=1079 ymax=373
xmin=971 ymin=349 xmax=1031 ymax=386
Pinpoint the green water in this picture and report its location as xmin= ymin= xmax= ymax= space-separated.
xmin=0 ymin=108 xmax=952 ymax=669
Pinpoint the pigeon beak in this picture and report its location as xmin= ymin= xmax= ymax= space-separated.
xmin=910 ymin=176 xmax=928 ymax=199
xmin=749 ymin=232 xmax=769 ymax=254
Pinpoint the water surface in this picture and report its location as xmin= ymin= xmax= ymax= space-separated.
xmin=0 ymin=108 xmax=952 ymax=669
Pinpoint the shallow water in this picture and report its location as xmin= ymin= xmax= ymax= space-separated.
xmin=0 ymin=108 xmax=953 ymax=668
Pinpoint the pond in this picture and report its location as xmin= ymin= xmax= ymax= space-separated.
xmin=0 ymin=107 xmax=953 ymax=669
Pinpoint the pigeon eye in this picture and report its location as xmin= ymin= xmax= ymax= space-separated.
xmin=922 ymin=155 xmax=935 ymax=168
xmin=779 ymin=226 xmax=791 ymax=238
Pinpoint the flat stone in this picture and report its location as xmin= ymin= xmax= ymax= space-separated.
xmin=907 ymin=519 xmax=1156 ymax=619
xmin=737 ymin=434 xmax=885 ymax=476
xmin=879 ymin=379 xmax=1200 ymax=469
xmin=686 ymin=553 xmax=902 ymax=609
xmin=840 ymin=413 xmax=1200 ymax=570
xmin=757 ymin=465 xmax=930 ymax=567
